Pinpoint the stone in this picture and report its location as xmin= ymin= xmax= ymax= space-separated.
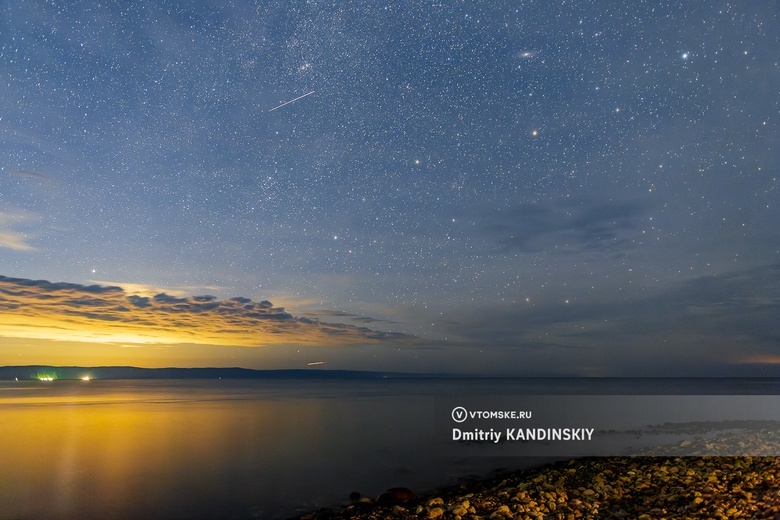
xmin=489 ymin=504 xmax=512 ymax=519
xmin=452 ymin=505 xmax=468 ymax=516
xmin=377 ymin=487 xmax=416 ymax=504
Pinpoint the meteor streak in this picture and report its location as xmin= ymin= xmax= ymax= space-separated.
xmin=269 ymin=90 xmax=315 ymax=112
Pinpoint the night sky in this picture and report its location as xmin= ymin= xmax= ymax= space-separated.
xmin=1 ymin=1 xmax=778 ymax=375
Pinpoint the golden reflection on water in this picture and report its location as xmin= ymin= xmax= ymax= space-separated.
xmin=0 ymin=381 xmax=396 ymax=519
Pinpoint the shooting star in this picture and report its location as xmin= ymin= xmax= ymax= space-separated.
xmin=269 ymin=90 xmax=315 ymax=112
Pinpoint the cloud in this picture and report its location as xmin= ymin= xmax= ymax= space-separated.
xmin=442 ymin=263 xmax=780 ymax=375
xmin=0 ymin=275 xmax=420 ymax=348
xmin=483 ymin=198 xmax=647 ymax=255
xmin=9 ymin=170 xmax=56 ymax=182
xmin=89 ymin=280 xmax=227 ymax=298
xmin=0 ymin=230 xmax=34 ymax=251
xmin=303 ymin=308 xmax=394 ymax=324
xmin=0 ymin=210 xmax=39 ymax=251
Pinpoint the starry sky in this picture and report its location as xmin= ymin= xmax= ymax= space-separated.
xmin=0 ymin=1 xmax=778 ymax=376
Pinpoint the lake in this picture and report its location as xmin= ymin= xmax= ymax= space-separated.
xmin=1 ymin=377 xmax=779 ymax=519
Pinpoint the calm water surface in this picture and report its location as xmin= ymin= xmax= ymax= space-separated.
xmin=1 ymin=378 xmax=778 ymax=519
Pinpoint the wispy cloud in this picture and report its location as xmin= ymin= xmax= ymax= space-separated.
xmin=0 ymin=210 xmax=38 ymax=251
xmin=0 ymin=275 xmax=419 ymax=348
xmin=9 ymin=170 xmax=56 ymax=182
xmin=441 ymin=263 xmax=780 ymax=375
xmin=303 ymin=308 xmax=394 ymax=325
xmin=483 ymin=198 xmax=647 ymax=255
xmin=89 ymin=280 xmax=227 ymax=298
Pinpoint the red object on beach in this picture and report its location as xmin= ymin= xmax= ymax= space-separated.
xmin=377 ymin=487 xmax=416 ymax=504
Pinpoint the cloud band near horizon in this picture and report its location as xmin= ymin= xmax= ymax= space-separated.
xmin=0 ymin=275 xmax=416 ymax=348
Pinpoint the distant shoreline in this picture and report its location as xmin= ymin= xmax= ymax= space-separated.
xmin=4 ymin=366 xmax=780 ymax=383
xmin=0 ymin=365 xmax=451 ymax=381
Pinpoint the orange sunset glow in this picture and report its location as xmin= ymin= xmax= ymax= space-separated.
xmin=0 ymin=275 xmax=417 ymax=367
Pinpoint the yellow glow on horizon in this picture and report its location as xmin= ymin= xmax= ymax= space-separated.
xmin=0 ymin=275 xmax=410 ymax=368
xmin=0 ymin=310 xmax=382 ymax=348
xmin=0 ymin=313 xmax=220 ymax=346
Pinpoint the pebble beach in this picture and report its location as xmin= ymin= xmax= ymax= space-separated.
xmin=297 ymin=431 xmax=780 ymax=519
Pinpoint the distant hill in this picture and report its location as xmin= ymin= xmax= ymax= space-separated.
xmin=0 ymin=365 xmax=451 ymax=380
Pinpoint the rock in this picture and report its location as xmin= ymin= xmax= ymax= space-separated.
xmin=377 ymin=487 xmax=416 ymax=504
xmin=349 ymin=491 xmax=361 ymax=502
xmin=296 ymin=447 xmax=780 ymax=519
xmin=489 ymin=504 xmax=512 ymax=519
xmin=452 ymin=505 xmax=468 ymax=516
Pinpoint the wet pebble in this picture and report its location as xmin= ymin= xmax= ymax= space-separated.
xmin=298 ymin=432 xmax=780 ymax=519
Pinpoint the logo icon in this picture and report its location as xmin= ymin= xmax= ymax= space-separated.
xmin=451 ymin=406 xmax=468 ymax=423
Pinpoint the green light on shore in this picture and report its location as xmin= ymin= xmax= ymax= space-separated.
xmin=35 ymin=372 xmax=57 ymax=381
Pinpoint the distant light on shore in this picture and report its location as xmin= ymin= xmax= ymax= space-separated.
xmin=82 ymin=376 xmax=90 ymax=381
